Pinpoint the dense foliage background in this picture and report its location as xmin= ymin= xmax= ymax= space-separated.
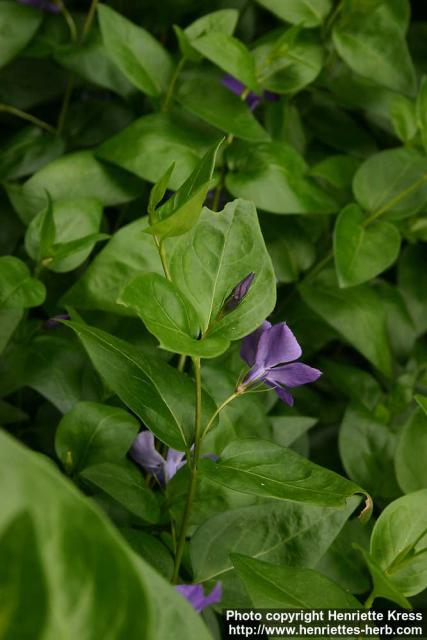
xmin=1 ymin=0 xmax=427 ymax=637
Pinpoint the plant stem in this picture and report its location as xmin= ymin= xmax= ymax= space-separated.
xmin=172 ymin=357 xmax=202 ymax=583
xmin=55 ymin=0 xmax=78 ymax=43
xmin=162 ymin=57 xmax=185 ymax=112
xmin=57 ymin=76 xmax=74 ymax=134
xmin=0 ymin=104 xmax=56 ymax=134
xmin=364 ymin=590 xmax=376 ymax=609
xmin=177 ymin=354 xmax=187 ymax=372
xmin=203 ymin=391 xmax=240 ymax=437
xmin=156 ymin=238 xmax=171 ymax=280
xmin=81 ymin=0 xmax=99 ymax=42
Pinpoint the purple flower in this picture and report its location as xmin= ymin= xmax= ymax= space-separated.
xmin=176 ymin=582 xmax=222 ymax=613
xmin=239 ymin=321 xmax=321 ymax=406
xmin=17 ymin=0 xmax=60 ymax=13
xmin=44 ymin=313 xmax=70 ymax=329
xmin=224 ymin=272 xmax=255 ymax=312
xmin=129 ymin=431 xmax=186 ymax=484
xmin=222 ymin=74 xmax=278 ymax=111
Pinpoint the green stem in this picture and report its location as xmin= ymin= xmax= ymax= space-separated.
xmin=203 ymin=391 xmax=240 ymax=437
xmin=81 ymin=0 xmax=99 ymax=42
xmin=55 ymin=0 xmax=78 ymax=43
xmin=172 ymin=357 xmax=202 ymax=583
xmin=177 ymin=354 xmax=187 ymax=372
xmin=57 ymin=76 xmax=74 ymax=134
xmin=0 ymin=104 xmax=56 ymax=134
xmin=364 ymin=590 xmax=376 ymax=609
xmin=162 ymin=57 xmax=185 ymax=112
xmin=156 ymin=238 xmax=171 ymax=280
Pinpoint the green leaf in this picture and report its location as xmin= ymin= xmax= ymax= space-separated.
xmin=0 ymin=430 xmax=211 ymax=640
xmin=168 ymin=199 xmax=276 ymax=340
xmin=97 ymin=112 xmax=219 ymax=190
xmin=333 ymin=2 xmax=416 ymax=95
xmin=370 ymin=490 xmax=427 ymax=597
xmin=65 ymin=321 xmax=216 ymax=450
xmin=176 ymin=9 xmax=238 ymax=61
xmin=354 ymin=546 xmax=411 ymax=609
xmin=192 ymin=33 xmax=259 ymax=92
xmin=416 ymin=76 xmax=427 ymax=152
xmin=353 ymin=148 xmax=427 ymax=220
xmin=0 ymin=511 xmax=48 ymax=638
xmin=38 ymin=192 xmax=55 ymax=260
xmin=299 ymin=269 xmax=392 ymax=376
xmin=0 ymin=126 xmax=65 ymax=181
xmin=339 ymin=403 xmax=399 ymax=500
xmin=226 ymin=141 xmax=338 ymax=214
xmin=0 ymin=256 xmax=45 ymax=309
xmin=416 ymin=395 xmax=427 ymax=416
xmin=148 ymin=163 xmax=175 ymax=218
xmin=232 ymin=554 xmax=360 ymax=608
xmin=55 ymin=401 xmax=139 ymax=475
xmin=319 ymin=359 xmax=382 ymax=410
xmin=190 ymin=498 xmax=359 ymax=584
xmin=121 ymin=528 xmax=174 ymax=579
xmin=398 ymin=245 xmax=427 ymax=336
xmin=254 ymin=28 xmax=324 ymax=95
xmin=146 ymin=139 xmax=223 ymax=239
xmin=310 ymin=155 xmax=361 ymax=190
xmin=334 ymin=203 xmax=400 ymax=287
xmin=395 ymin=408 xmax=427 ymax=493
xmin=0 ymin=1 xmax=42 ymax=69
xmin=81 ymin=462 xmax=160 ymax=524
xmin=6 ymin=151 xmax=142 ymax=224
xmin=61 ymin=217 xmax=163 ymax=314
xmin=255 ymin=0 xmax=332 ymax=28
xmin=199 ymin=438 xmax=371 ymax=516
xmin=0 ymin=309 xmax=23 ymax=355
xmin=118 ymin=273 xmax=229 ymax=357
xmin=25 ymin=198 xmax=104 ymax=272
xmin=390 ymin=94 xmax=417 ymax=143
xmin=97 ymin=4 xmax=173 ymax=96
xmin=176 ymin=70 xmax=270 ymax=142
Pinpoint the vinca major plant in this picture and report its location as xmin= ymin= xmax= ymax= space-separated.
xmin=0 ymin=0 xmax=427 ymax=638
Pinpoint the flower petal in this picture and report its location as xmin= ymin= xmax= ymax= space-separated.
xmin=268 ymin=362 xmax=322 ymax=388
xmin=261 ymin=322 xmax=302 ymax=368
xmin=176 ymin=582 xmax=222 ymax=613
xmin=129 ymin=431 xmax=164 ymax=473
xmin=240 ymin=320 xmax=271 ymax=366
xmin=265 ymin=379 xmax=294 ymax=406
xmin=164 ymin=448 xmax=186 ymax=483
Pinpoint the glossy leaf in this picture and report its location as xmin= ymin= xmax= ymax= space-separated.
xmin=168 ymin=199 xmax=276 ymax=339
xmin=0 ymin=126 xmax=64 ymax=181
xmin=55 ymin=401 xmax=139 ymax=475
xmin=334 ymin=203 xmax=400 ymax=287
xmin=0 ymin=1 xmax=42 ymax=69
xmin=199 ymin=438 xmax=371 ymax=515
xmin=0 ymin=256 xmax=45 ymax=309
xmin=355 ymin=546 xmax=411 ymax=609
xmin=255 ymin=0 xmax=332 ymax=28
xmin=176 ymin=9 xmax=238 ymax=62
xmin=395 ymin=408 xmax=427 ymax=493
xmin=98 ymin=4 xmax=173 ymax=96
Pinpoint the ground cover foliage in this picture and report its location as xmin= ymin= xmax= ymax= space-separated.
xmin=1 ymin=0 xmax=427 ymax=637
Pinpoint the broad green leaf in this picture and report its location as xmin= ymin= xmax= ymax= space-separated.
xmin=46 ymin=233 xmax=110 ymax=271
xmin=370 ymin=490 xmax=427 ymax=597
xmin=121 ymin=528 xmax=174 ymax=579
xmin=25 ymin=198 xmax=103 ymax=272
xmin=271 ymin=415 xmax=317 ymax=448
xmin=0 ymin=309 xmax=23 ymax=355
xmin=334 ymin=203 xmax=400 ymax=287
xmin=0 ymin=126 xmax=64 ymax=181
xmin=375 ymin=281 xmax=417 ymax=361
xmin=417 ymin=395 xmax=427 ymax=416
xmin=55 ymin=401 xmax=139 ymax=475
xmin=299 ymin=269 xmax=392 ymax=376
xmin=148 ymin=164 xmax=175 ymax=217
xmin=398 ymin=244 xmax=427 ymax=336
xmin=353 ymin=148 xmax=427 ymax=220
xmin=55 ymin=28 xmax=135 ymax=98
xmin=146 ymin=139 xmax=222 ymax=239
xmin=356 ymin=546 xmax=411 ymax=609
xmin=62 ymin=217 xmax=163 ymax=314
xmin=192 ymin=33 xmax=259 ymax=92
xmin=390 ymin=94 xmax=417 ymax=143
xmin=97 ymin=112 xmax=219 ymax=190
xmin=416 ymin=76 xmax=427 ymax=152
xmin=333 ymin=3 xmax=416 ymax=94
xmin=310 ymin=155 xmax=361 ymax=190
xmin=0 ymin=430 xmax=211 ymax=640
xmin=118 ymin=273 xmax=229 ymax=357
xmin=81 ymin=462 xmax=160 ymax=524
xmin=233 ymin=554 xmax=360 ymax=608
xmin=226 ymin=141 xmax=337 ymax=214
xmin=199 ymin=438 xmax=371 ymax=516
xmin=262 ymin=215 xmax=316 ymax=283
xmin=316 ymin=520 xmax=371 ymax=594
xmin=0 ymin=1 xmax=42 ymax=69
xmin=0 ymin=336 xmax=102 ymax=413
xmin=254 ymin=28 xmax=324 ymax=95
xmin=97 ymin=4 xmax=173 ymax=96
xmin=319 ymin=359 xmax=382 ymax=410
xmin=176 ymin=70 xmax=270 ymax=142
xmin=65 ymin=321 xmax=216 ymax=450
xmin=255 ymin=0 xmax=332 ymax=28
xmin=6 ymin=151 xmax=142 ymax=224
xmin=176 ymin=9 xmax=238 ymax=62
xmin=395 ymin=408 xmax=427 ymax=493
xmin=190 ymin=498 xmax=359 ymax=584
xmin=339 ymin=403 xmax=399 ymax=500
xmin=0 ymin=512 xmax=48 ymax=638
xmin=168 ymin=199 xmax=276 ymax=339
xmin=0 ymin=256 xmax=45 ymax=309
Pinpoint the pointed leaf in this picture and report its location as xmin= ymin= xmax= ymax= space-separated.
xmin=0 ymin=256 xmax=45 ymax=309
